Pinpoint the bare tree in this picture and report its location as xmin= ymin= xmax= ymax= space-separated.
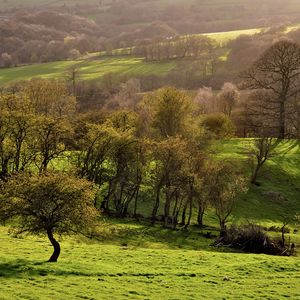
xmin=248 ymin=137 xmax=278 ymax=185
xmin=242 ymin=40 xmax=300 ymax=138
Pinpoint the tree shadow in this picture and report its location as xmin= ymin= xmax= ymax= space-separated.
xmin=0 ymin=260 xmax=94 ymax=279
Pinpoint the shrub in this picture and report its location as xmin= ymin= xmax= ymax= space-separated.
xmin=214 ymin=224 xmax=295 ymax=256
xmin=201 ymin=113 xmax=236 ymax=139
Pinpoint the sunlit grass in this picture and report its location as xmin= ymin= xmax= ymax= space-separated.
xmin=1 ymin=139 xmax=300 ymax=299
xmin=0 ymin=57 xmax=176 ymax=86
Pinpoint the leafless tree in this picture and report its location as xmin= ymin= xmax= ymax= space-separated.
xmin=242 ymin=40 xmax=300 ymax=138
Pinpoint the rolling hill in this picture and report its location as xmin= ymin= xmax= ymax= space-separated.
xmin=0 ymin=139 xmax=300 ymax=299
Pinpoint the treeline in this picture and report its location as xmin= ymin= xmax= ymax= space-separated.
xmin=2 ymin=0 xmax=300 ymax=67
xmin=1 ymin=40 xmax=300 ymax=222
xmin=68 ymin=39 xmax=300 ymax=139
xmin=0 ymin=11 xmax=103 ymax=67
xmin=0 ymin=78 xmax=244 ymax=232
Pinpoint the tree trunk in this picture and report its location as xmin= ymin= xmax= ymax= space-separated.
xmin=181 ymin=201 xmax=188 ymax=225
xmin=279 ymin=100 xmax=285 ymax=139
xmin=47 ymin=228 xmax=61 ymax=263
xmin=219 ymin=220 xmax=227 ymax=237
xmin=151 ymin=186 xmax=161 ymax=225
xmin=250 ymin=163 xmax=261 ymax=184
xmin=185 ymin=196 xmax=193 ymax=229
xmin=197 ymin=205 xmax=205 ymax=227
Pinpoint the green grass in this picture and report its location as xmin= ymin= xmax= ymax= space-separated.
xmin=212 ymin=139 xmax=300 ymax=226
xmin=0 ymin=223 xmax=300 ymax=300
xmin=0 ymin=57 xmax=176 ymax=86
xmin=1 ymin=22 xmax=300 ymax=86
xmin=1 ymin=139 xmax=300 ymax=299
xmin=203 ymin=28 xmax=263 ymax=44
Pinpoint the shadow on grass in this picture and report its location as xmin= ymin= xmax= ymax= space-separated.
xmin=0 ymin=259 xmax=101 ymax=278
xmin=0 ymin=259 xmax=204 ymax=279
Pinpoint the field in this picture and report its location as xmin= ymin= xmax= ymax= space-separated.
xmin=1 ymin=139 xmax=300 ymax=299
xmin=1 ymin=21 xmax=300 ymax=87
xmin=1 ymin=225 xmax=300 ymax=300
xmin=0 ymin=58 xmax=176 ymax=86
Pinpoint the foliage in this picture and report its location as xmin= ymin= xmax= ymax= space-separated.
xmin=0 ymin=172 xmax=99 ymax=262
xmin=201 ymin=113 xmax=236 ymax=139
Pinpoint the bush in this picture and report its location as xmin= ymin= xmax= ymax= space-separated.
xmin=201 ymin=113 xmax=236 ymax=139
xmin=214 ymin=224 xmax=295 ymax=256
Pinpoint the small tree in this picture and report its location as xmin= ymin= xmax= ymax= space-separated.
xmin=249 ymin=137 xmax=278 ymax=185
xmin=0 ymin=172 xmax=98 ymax=262
xmin=205 ymin=161 xmax=247 ymax=234
xmin=217 ymin=82 xmax=239 ymax=117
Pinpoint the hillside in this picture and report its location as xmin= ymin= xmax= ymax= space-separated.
xmin=1 ymin=23 xmax=300 ymax=87
xmin=0 ymin=139 xmax=300 ymax=299
xmin=0 ymin=57 xmax=176 ymax=86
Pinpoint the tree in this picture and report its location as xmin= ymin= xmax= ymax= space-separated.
xmin=34 ymin=116 xmax=73 ymax=173
xmin=23 ymin=79 xmax=76 ymax=118
xmin=141 ymin=87 xmax=193 ymax=138
xmin=194 ymin=87 xmax=215 ymax=114
xmin=217 ymin=83 xmax=239 ymax=117
xmin=248 ymin=137 xmax=278 ymax=184
xmin=205 ymin=161 xmax=247 ymax=234
xmin=0 ymin=172 xmax=98 ymax=262
xmin=149 ymin=137 xmax=190 ymax=228
xmin=0 ymin=92 xmax=36 ymax=174
xmin=0 ymin=53 xmax=13 ymax=68
xmin=201 ymin=113 xmax=236 ymax=139
xmin=242 ymin=40 xmax=300 ymax=138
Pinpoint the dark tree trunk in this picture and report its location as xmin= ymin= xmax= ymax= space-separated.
xmin=47 ymin=228 xmax=61 ymax=263
xmin=151 ymin=186 xmax=161 ymax=225
xmin=279 ymin=100 xmax=285 ymax=139
xmin=185 ymin=198 xmax=193 ymax=229
xmin=219 ymin=220 xmax=227 ymax=237
xmin=250 ymin=163 xmax=261 ymax=184
xmin=181 ymin=201 xmax=188 ymax=225
xmin=197 ymin=205 xmax=205 ymax=227
xmin=163 ymin=189 xmax=172 ymax=228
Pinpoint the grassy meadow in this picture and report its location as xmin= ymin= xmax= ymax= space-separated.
xmin=1 ymin=23 xmax=300 ymax=87
xmin=1 ymin=225 xmax=300 ymax=300
xmin=1 ymin=139 xmax=300 ymax=299
xmin=0 ymin=57 xmax=176 ymax=86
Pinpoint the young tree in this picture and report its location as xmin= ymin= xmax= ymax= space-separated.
xmin=249 ymin=137 xmax=278 ymax=184
xmin=242 ymin=40 xmax=300 ymax=138
xmin=34 ymin=116 xmax=73 ymax=173
xmin=0 ymin=172 xmax=98 ymax=262
xmin=217 ymin=83 xmax=239 ymax=117
xmin=141 ymin=87 xmax=193 ymax=138
xmin=205 ymin=161 xmax=247 ymax=234
xmin=201 ymin=113 xmax=236 ymax=139
xmin=194 ymin=87 xmax=215 ymax=114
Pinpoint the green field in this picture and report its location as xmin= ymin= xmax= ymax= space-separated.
xmin=0 ymin=57 xmax=176 ymax=86
xmin=1 ymin=22 xmax=300 ymax=87
xmin=1 ymin=139 xmax=300 ymax=299
xmin=1 ymin=225 xmax=300 ymax=300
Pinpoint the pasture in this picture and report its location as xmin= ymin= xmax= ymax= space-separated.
xmin=1 ymin=223 xmax=300 ymax=300
xmin=0 ymin=58 xmax=176 ymax=86
xmin=1 ymin=139 xmax=300 ymax=299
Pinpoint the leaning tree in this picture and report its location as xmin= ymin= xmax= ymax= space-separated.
xmin=242 ymin=40 xmax=300 ymax=138
xmin=0 ymin=172 xmax=99 ymax=262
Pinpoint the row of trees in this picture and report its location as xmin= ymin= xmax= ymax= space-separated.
xmin=0 ymin=80 xmax=247 ymax=231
